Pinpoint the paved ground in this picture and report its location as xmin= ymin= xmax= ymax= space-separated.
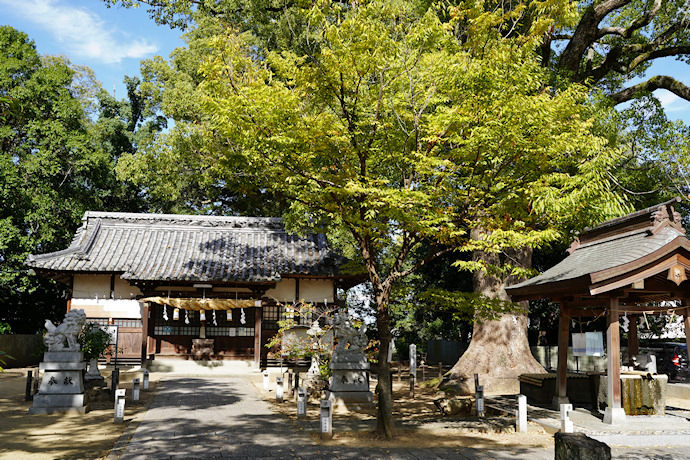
xmin=106 ymin=377 xmax=690 ymax=459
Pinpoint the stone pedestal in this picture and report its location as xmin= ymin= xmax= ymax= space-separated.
xmin=84 ymin=358 xmax=106 ymax=388
xmin=30 ymin=351 xmax=89 ymax=414
xmin=329 ymin=357 xmax=374 ymax=410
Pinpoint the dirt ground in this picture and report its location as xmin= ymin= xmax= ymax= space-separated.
xmin=254 ymin=376 xmax=556 ymax=450
xmin=0 ymin=366 xmax=159 ymax=460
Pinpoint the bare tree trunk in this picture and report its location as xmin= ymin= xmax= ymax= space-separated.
xmin=444 ymin=229 xmax=545 ymax=395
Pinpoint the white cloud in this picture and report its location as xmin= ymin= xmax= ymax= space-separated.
xmin=0 ymin=0 xmax=158 ymax=64
xmin=657 ymin=90 xmax=689 ymax=114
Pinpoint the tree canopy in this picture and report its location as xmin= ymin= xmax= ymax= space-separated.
xmin=0 ymin=26 xmax=151 ymax=332
xmin=113 ymin=0 xmax=628 ymax=436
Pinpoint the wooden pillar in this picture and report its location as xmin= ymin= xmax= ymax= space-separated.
xmin=683 ymin=308 xmax=690 ymax=366
xmin=254 ymin=303 xmax=263 ymax=367
xmin=141 ymin=303 xmax=150 ymax=366
xmin=628 ymin=315 xmax=639 ymax=357
xmin=604 ymin=297 xmax=625 ymax=424
xmin=553 ymin=303 xmax=570 ymax=407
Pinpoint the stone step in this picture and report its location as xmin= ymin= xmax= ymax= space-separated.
xmin=668 ymin=383 xmax=690 ymax=400
xmin=146 ymin=358 xmax=259 ymax=375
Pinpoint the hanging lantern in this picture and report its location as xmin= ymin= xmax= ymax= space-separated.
xmin=173 ymin=308 xmax=180 ymax=321
xmin=200 ymin=309 xmax=206 ymax=321
xmin=227 ymin=309 xmax=232 ymax=321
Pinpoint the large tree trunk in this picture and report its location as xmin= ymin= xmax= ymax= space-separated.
xmin=374 ymin=285 xmax=395 ymax=438
xmin=444 ymin=229 xmax=545 ymax=395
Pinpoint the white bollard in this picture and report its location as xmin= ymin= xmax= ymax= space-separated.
xmin=320 ymin=399 xmax=333 ymax=439
xmin=516 ymin=394 xmax=527 ymax=433
xmin=560 ymin=403 xmax=574 ymax=433
xmin=475 ymin=385 xmax=485 ymax=417
xmin=114 ymin=388 xmax=126 ymax=423
xmin=142 ymin=369 xmax=149 ymax=390
xmin=132 ymin=378 xmax=140 ymax=402
xmin=297 ymin=387 xmax=307 ymax=418
xmin=263 ymin=370 xmax=270 ymax=390
xmin=276 ymin=377 xmax=284 ymax=402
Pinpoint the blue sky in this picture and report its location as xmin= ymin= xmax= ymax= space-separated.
xmin=0 ymin=0 xmax=184 ymax=100
xmin=1 ymin=0 xmax=689 ymax=123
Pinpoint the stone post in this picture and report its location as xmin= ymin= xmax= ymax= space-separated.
xmin=475 ymin=385 xmax=485 ymax=417
xmin=276 ymin=377 xmax=284 ymax=402
xmin=142 ymin=369 xmax=149 ymax=390
xmin=297 ymin=387 xmax=307 ymax=418
xmin=516 ymin=395 xmax=527 ymax=433
xmin=114 ymin=389 xmax=126 ymax=423
xmin=263 ymin=370 xmax=270 ymax=390
xmin=132 ymin=378 xmax=140 ymax=402
xmin=409 ymin=344 xmax=417 ymax=381
xmin=320 ymin=399 xmax=333 ymax=440
xmin=560 ymin=403 xmax=574 ymax=433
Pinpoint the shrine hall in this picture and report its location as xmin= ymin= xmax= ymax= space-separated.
xmin=26 ymin=212 xmax=363 ymax=367
xmin=506 ymin=197 xmax=690 ymax=424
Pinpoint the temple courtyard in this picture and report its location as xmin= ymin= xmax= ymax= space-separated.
xmin=2 ymin=367 xmax=690 ymax=459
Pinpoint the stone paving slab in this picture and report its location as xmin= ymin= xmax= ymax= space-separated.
xmin=107 ymin=376 xmax=690 ymax=459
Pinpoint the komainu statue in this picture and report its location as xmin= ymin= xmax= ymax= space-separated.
xmin=43 ymin=309 xmax=87 ymax=352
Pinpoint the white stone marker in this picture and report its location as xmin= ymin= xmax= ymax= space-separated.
xmin=516 ymin=395 xmax=527 ymax=433
xmin=142 ymin=369 xmax=149 ymax=390
xmin=114 ymin=389 xmax=126 ymax=423
xmin=409 ymin=344 xmax=417 ymax=381
xmin=320 ymin=399 xmax=333 ymax=439
xmin=297 ymin=387 xmax=307 ymax=418
xmin=276 ymin=377 xmax=284 ymax=402
xmin=132 ymin=378 xmax=140 ymax=402
xmin=263 ymin=370 xmax=270 ymax=390
xmin=475 ymin=385 xmax=485 ymax=417
xmin=560 ymin=403 xmax=574 ymax=433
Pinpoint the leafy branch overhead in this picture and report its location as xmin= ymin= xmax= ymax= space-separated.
xmin=547 ymin=0 xmax=690 ymax=104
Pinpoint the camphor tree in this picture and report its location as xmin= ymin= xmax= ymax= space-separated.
xmin=0 ymin=26 xmax=153 ymax=332
xmin=114 ymin=0 xmax=626 ymax=437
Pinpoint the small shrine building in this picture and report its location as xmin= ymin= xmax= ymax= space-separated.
xmin=506 ymin=197 xmax=690 ymax=424
xmin=26 ymin=212 xmax=363 ymax=367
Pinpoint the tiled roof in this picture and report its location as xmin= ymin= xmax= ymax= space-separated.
xmin=506 ymin=199 xmax=689 ymax=294
xmin=508 ymin=226 xmax=684 ymax=290
xmin=26 ymin=212 xmax=345 ymax=283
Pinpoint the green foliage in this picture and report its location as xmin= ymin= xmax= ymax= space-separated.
xmin=0 ymin=350 xmax=13 ymax=372
xmin=0 ymin=322 xmax=11 ymax=334
xmin=265 ymin=302 xmax=334 ymax=359
xmin=0 ymin=27 xmax=151 ymax=332
xmin=78 ymin=323 xmax=112 ymax=361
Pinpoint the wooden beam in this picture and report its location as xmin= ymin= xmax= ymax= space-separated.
xmin=141 ymin=302 xmax=150 ymax=366
xmin=684 ymin=308 xmax=690 ymax=374
xmin=254 ymin=304 xmax=263 ymax=367
xmin=554 ymin=303 xmax=570 ymax=407
xmin=590 ymin=252 xmax=690 ymax=295
xmin=628 ymin=315 xmax=639 ymax=356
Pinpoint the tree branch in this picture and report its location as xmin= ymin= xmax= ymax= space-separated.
xmin=611 ymin=75 xmax=690 ymax=104
xmin=597 ymin=0 xmax=661 ymax=39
